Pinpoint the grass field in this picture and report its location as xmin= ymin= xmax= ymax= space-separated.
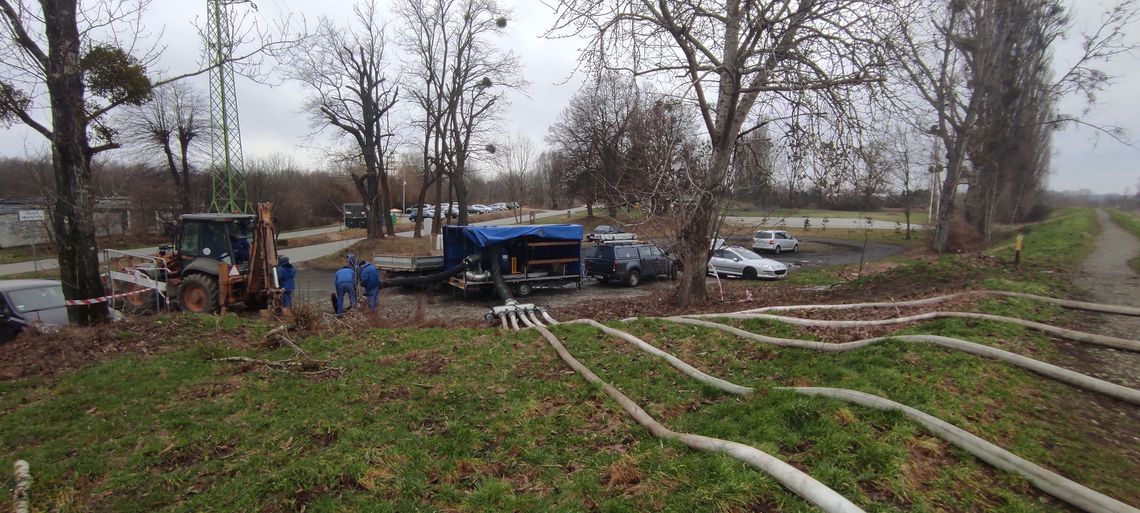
xmin=1107 ymin=209 xmax=1140 ymax=272
xmin=1 ymin=208 xmax=1134 ymax=512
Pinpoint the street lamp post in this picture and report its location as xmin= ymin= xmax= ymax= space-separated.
xmin=402 ymin=180 xmax=406 ymax=213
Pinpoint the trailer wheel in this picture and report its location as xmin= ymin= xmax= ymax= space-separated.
xmin=180 ymin=274 xmax=219 ymax=314
xmin=515 ymin=282 xmax=533 ymax=298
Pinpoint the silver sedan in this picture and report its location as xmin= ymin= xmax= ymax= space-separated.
xmin=708 ymin=246 xmax=789 ymax=280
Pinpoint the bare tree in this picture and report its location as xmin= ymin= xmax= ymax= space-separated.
xmin=547 ymin=72 xmax=642 ymax=217
xmin=0 ymin=0 xmax=299 ymax=324
xmin=553 ymin=0 xmax=888 ymax=306
xmin=534 ymin=150 xmax=564 ymax=209
xmin=289 ymin=0 xmax=398 ymax=239
xmin=398 ymin=0 xmax=522 ymax=235
xmin=494 ymin=134 xmax=536 ymax=222
xmin=120 ymin=82 xmax=208 ymax=215
xmin=889 ymin=0 xmax=1137 ymax=251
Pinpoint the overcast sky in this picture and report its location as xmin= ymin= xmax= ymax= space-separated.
xmin=1 ymin=0 xmax=1136 ymax=194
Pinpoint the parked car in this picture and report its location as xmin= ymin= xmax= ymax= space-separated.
xmin=586 ymin=241 xmax=676 ymax=287
xmin=507 ymin=202 xmax=520 ymax=209
xmin=468 ymin=204 xmax=492 ymax=214
xmin=753 ymin=230 xmax=799 ymax=255
xmin=0 ymin=279 xmax=69 ymax=343
xmin=490 ymin=202 xmax=508 ymax=211
xmin=709 ymin=246 xmax=788 ymax=280
xmin=586 ymin=225 xmax=626 ymax=241
xmin=408 ymin=209 xmax=435 ymax=222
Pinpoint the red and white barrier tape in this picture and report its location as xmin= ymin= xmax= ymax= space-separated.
xmin=66 ymin=288 xmax=153 ymax=305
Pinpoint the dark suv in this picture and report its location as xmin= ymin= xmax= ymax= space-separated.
xmin=586 ymin=242 xmax=675 ymax=287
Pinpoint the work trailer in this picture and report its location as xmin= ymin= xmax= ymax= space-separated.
xmin=443 ymin=225 xmax=584 ymax=297
xmin=373 ymin=224 xmax=584 ymax=298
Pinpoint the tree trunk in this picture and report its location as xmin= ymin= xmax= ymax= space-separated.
xmin=380 ymin=174 xmax=395 ymax=236
xmin=455 ymin=175 xmax=469 ymax=226
xmin=43 ymin=0 xmax=107 ymax=324
xmin=586 ymin=202 xmax=593 ymax=217
xmin=675 ymin=193 xmax=715 ymax=306
xmin=932 ymin=147 xmax=967 ymax=253
xmin=431 ymin=172 xmax=443 ymax=236
xmin=354 ymin=173 xmax=384 ymax=239
xmin=413 ymin=185 xmax=429 ymax=238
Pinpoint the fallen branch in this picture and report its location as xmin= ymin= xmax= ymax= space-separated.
xmin=684 ymin=311 xmax=1140 ymax=352
xmin=266 ymin=325 xmax=306 ymax=356
xmin=530 ymin=323 xmax=866 ymax=513
xmin=212 ymin=356 xmax=344 ymax=377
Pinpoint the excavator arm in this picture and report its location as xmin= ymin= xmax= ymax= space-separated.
xmin=247 ymin=202 xmax=282 ymax=308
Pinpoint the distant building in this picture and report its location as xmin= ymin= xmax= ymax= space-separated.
xmin=0 ymin=197 xmax=132 ymax=248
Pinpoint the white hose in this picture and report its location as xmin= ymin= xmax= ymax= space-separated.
xmin=791 ymin=388 xmax=1139 ymax=513
xmin=516 ymin=311 xmax=534 ymax=328
xmin=541 ymin=310 xmax=559 ymax=325
xmin=565 ymin=319 xmax=752 ymax=394
xmin=507 ymin=312 xmax=519 ymax=331
xmin=563 ymin=321 xmax=1140 ymax=513
xmin=531 ymin=323 xmax=866 ymax=513
xmin=527 ymin=310 xmax=546 ymax=327
xmin=500 ymin=315 xmax=508 ymax=330
xmin=686 ymin=311 xmax=1140 ymax=352
xmin=734 ymin=290 xmax=1140 ymax=317
xmin=665 ymin=317 xmax=1140 ymax=406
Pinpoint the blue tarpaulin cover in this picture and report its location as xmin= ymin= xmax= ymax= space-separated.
xmin=457 ymin=225 xmax=582 ymax=247
xmin=442 ymin=224 xmax=584 ymax=268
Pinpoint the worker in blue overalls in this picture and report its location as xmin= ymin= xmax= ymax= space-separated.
xmin=277 ymin=255 xmax=296 ymax=310
xmin=333 ymin=256 xmax=357 ymax=317
xmin=358 ymin=260 xmax=381 ymax=312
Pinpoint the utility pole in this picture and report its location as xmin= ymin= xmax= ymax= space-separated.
xmin=206 ymin=0 xmax=251 ymax=214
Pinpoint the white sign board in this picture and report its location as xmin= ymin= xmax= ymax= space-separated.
xmin=18 ymin=210 xmax=45 ymax=222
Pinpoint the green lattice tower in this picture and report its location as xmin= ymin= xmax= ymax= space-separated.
xmin=206 ymin=0 xmax=250 ymax=214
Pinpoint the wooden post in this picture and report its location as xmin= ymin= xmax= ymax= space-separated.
xmin=1014 ymin=233 xmax=1023 ymax=266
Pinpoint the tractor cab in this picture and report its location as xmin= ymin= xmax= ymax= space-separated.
xmin=174 ymin=213 xmax=256 ymax=274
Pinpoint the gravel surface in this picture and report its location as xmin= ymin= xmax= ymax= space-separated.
xmin=1059 ymin=210 xmax=1140 ymax=389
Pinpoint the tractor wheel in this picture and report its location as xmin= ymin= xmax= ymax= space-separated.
xmin=515 ymin=282 xmax=533 ymax=298
xmin=180 ymin=274 xmax=219 ymax=314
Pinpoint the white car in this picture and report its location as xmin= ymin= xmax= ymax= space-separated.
xmin=753 ymin=230 xmax=799 ymax=255
xmin=709 ymin=246 xmax=788 ymax=279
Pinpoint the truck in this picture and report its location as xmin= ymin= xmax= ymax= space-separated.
xmin=343 ymin=203 xmax=366 ymax=228
xmin=374 ymin=224 xmax=584 ymax=298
